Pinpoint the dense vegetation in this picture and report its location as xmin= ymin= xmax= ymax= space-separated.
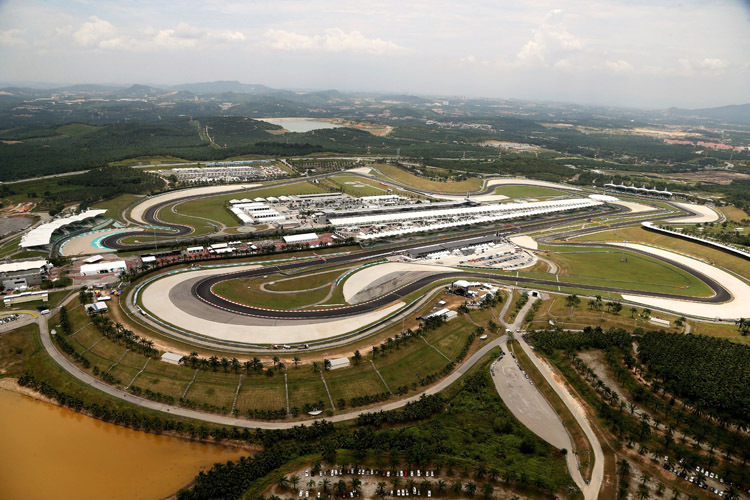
xmin=0 ymin=165 xmax=163 ymax=211
xmin=638 ymin=331 xmax=750 ymax=426
xmin=529 ymin=326 xmax=633 ymax=353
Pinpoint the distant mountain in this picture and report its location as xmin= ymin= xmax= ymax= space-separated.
xmin=666 ymin=103 xmax=750 ymax=125
xmin=115 ymin=84 xmax=165 ymax=97
xmin=52 ymin=84 xmax=125 ymax=94
xmin=170 ymin=81 xmax=276 ymax=95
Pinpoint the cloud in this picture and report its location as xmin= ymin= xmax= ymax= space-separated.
xmin=73 ymin=16 xmax=116 ymax=46
xmin=604 ymin=59 xmax=634 ymax=74
xmin=264 ymin=28 xmax=407 ymax=55
xmin=516 ymin=10 xmax=584 ymax=66
xmin=0 ymin=28 xmax=27 ymax=47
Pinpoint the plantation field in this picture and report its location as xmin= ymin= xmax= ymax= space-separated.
xmin=325 ymin=368 xmax=389 ymax=401
xmin=286 ymin=369 xmax=329 ymax=410
xmin=371 ymin=163 xmax=483 ymax=193
xmin=492 ymin=185 xmax=567 ymax=198
xmin=235 ymin=379 xmax=287 ymax=412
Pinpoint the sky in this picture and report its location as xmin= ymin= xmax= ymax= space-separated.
xmin=0 ymin=0 xmax=749 ymax=109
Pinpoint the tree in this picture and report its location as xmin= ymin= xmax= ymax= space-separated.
xmin=465 ymin=481 xmax=477 ymax=497
xmin=293 ymin=356 xmax=300 ymax=368
xmin=350 ymin=478 xmax=361 ymax=492
xmin=324 ymin=359 xmax=332 ymax=371
xmin=352 ymin=350 xmax=362 ymax=365
xmin=290 ymin=475 xmax=300 ymax=491
xmin=321 ymin=479 xmax=331 ymax=492
xmin=657 ymin=481 xmax=666 ymax=495
xmin=451 ymin=481 xmax=462 ymax=495
xmin=565 ymin=294 xmax=581 ymax=308
xmin=333 ymin=480 xmax=346 ymax=496
xmin=638 ymin=486 xmax=650 ymax=500
xmin=277 ymin=477 xmax=290 ymax=490
xmin=376 ymin=482 xmax=386 ymax=496
xmin=480 ymin=483 xmax=494 ymax=500
xmin=436 ymin=480 xmax=447 ymax=494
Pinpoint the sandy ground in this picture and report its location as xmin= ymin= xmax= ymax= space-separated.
xmin=140 ymin=266 xmax=404 ymax=343
xmin=485 ymin=178 xmax=582 ymax=191
xmin=345 ymin=167 xmax=373 ymax=175
xmin=611 ymin=200 xmax=658 ymax=214
xmin=509 ymin=235 xmax=538 ymax=250
xmin=129 ymin=184 xmax=259 ymax=224
xmin=667 ymin=202 xmax=721 ymax=223
xmin=60 ymin=228 xmax=140 ymax=255
xmin=342 ymin=262 xmax=457 ymax=302
xmin=491 ymin=348 xmax=570 ymax=449
xmin=613 ymin=242 xmax=750 ymax=319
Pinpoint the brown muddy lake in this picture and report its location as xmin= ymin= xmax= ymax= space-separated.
xmin=0 ymin=388 xmax=248 ymax=500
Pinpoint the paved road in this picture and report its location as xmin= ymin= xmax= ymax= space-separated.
xmin=516 ymin=330 xmax=605 ymax=500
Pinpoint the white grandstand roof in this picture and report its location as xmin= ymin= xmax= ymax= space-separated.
xmin=20 ymin=209 xmax=107 ymax=248
xmin=331 ymin=199 xmax=596 ymax=227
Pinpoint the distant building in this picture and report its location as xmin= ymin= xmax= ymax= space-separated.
xmin=0 ymin=259 xmax=52 ymax=290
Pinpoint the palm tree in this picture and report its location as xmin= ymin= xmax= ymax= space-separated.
xmin=307 ymin=479 xmax=316 ymax=490
xmin=638 ymin=486 xmax=649 ymax=500
xmin=480 ymin=483 xmax=494 ymax=500
xmin=375 ymin=482 xmax=386 ymax=497
xmin=312 ymin=361 xmax=320 ymax=373
xmin=324 ymin=359 xmax=332 ymax=371
xmin=436 ymin=480 xmax=447 ymax=494
xmin=293 ymin=356 xmax=300 ymax=368
xmin=671 ymin=487 xmax=681 ymax=499
xmin=277 ymin=477 xmax=290 ymax=490
xmin=333 ymin=480 xmax=346 ymax=496
xmin=451 ymin=481 xmax=462 ymax=495
xmin=320 ymin=479 xmax=331 ymax=492
xmin=290 ymin=475 xmax=300 ymax=491
xmin=640 ymin=473 xmax=651 ymax=486
xmin=350 ymin=477 xmax=361 ymax=492
xmin=465 ymin=481 xmax=477 ymax=497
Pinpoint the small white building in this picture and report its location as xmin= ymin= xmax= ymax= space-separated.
xmin=80 ymin=260 xmax=127 ymax=276
xmin=329 ymin=357 xmax=350 ymax=370
xmin=161 ymin=352 xmax=183 ymax=365
xmin=84 ymin=302 xmax=108 ymax=314
xmin=3 ymin=290 xmax=48 ymax=307
xmin=283 ymin=233 xmax=318 ymax=245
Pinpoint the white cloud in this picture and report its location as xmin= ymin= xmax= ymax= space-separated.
xmin=264 ymin=28 xmax=407 ymax=55
xmin=0 ymin=29 xmax=27 ymax=47
xmin=604 ymin=59 xmax=634 ymax=74
xmin=73 ymin=16 xmax=116 ymax=46
xmin=516 ymin=10 xmax=584 ymax=66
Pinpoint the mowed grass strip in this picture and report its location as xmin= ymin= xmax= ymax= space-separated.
xmin=184 ymin=381 xmax=236 ymax=410
xmin=371 ymin=163 xmax=483 ymax=193
xmin=286 ymin=369 xmax=329 ymax=410
xmin=135 ymin=371 xmax=191 ymax=399
xmin=325 ymin=368 xmax=389 ymax=402
xmin=376 ymin=345 xmax=450 ymax=390
xmin=430 ymin=323 xmax=476 ymax=359
xmin=235 ymin=378 xmax=287 ymax=412
xmin=108 ymin=364 xmax=140 ymax=386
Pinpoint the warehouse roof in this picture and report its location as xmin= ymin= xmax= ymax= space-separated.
xmin=0 ymin=259 xmax=49 ymax=274
xmin=283 ymin=233 xmax=318 ymax=244
xmin=20 ymin=209 xmax=107 ymax=248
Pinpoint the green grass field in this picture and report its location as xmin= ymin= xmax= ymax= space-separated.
xmin=235 ymin=378 xmax=287 ymax=412
xmin=575 ymin=226 xmax=750 ymax=279
xmin=492 ymin=185 xmax=567 ymax=198
xmin=371 ymin=163 xmax=483 ymax=193
xmin=212 ymin=275 xmax=333 ymax=309
xmin=265 ymin=267 xmax=351 ymax=292
xmin=540 ymin=244 xmax=715 ymax=297
xmin=92 ymin=193 xmax=143 ymax=223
